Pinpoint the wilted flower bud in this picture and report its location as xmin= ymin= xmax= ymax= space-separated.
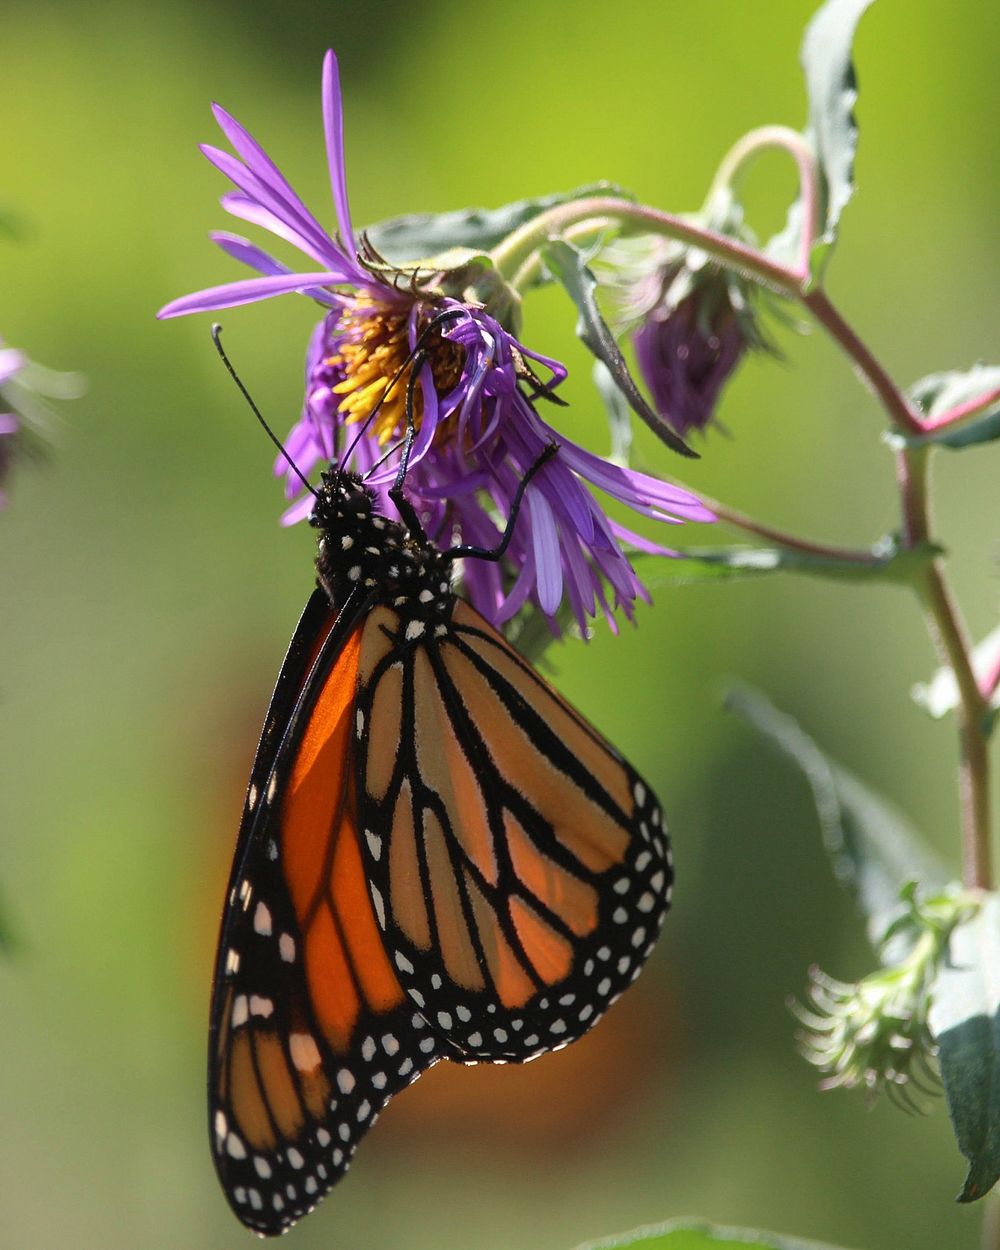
xmin=602 ymin=192 xmax=775 ymax=438
xmin=792 ymin=887 xmax=977 ymax=1108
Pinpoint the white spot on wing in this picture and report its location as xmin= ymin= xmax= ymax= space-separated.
xmin=290 ymin=1033 xmax=322 ymax=1073
xmin=253 ymin=901 xmax=272 ymax=936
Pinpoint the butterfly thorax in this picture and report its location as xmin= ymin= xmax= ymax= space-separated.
xmin=311 ymin=469 xmax=454 ymax=624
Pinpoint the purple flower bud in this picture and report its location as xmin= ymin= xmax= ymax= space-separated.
xmin=633 ymin=265 xmax=750 ymax=438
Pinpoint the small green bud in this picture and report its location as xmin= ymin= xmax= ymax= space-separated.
xmin=792 ymin=886 xmax=978 ymax=1108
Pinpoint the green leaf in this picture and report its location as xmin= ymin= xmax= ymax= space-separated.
xmin=572 ymin=1220 xmax=860 ymax=1250
xmin=363 ymin=182 xmax=635 ymax=268
xmin=726 ymin=686 xmax=950 ymax=954
xmin=912 ymin=623 xmax=1000 ymax=728
xmin=895 ymin=364 xmax=1000 ymax=450
xmin=768 ymin=0 xmax=876 ymax=278
xmin=637 ymin=536 xmax=936 ymax=587
xmin=929 ymin=893 xmax=1000 ymax=1202
xmin=540 ymin=238 xmax=696 ymax=460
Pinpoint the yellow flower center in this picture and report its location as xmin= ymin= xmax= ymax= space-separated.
xmin=330 ymin=296 xmax=465 ymax=446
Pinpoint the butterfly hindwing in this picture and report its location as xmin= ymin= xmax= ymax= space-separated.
xmin=354 ymin=599 xmax=672 ymax=1063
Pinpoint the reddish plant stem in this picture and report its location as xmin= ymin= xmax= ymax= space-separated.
xmin=898 ymin=447 xmax=994 ymax=889
xmin=802 ymin=289 xmax=924 ymax=436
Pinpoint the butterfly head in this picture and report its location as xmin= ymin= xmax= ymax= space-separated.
xmin=310 ymin=466 xmax=453 ymax=613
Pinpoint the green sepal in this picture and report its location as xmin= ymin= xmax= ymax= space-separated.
xmin=929 ymin=892 xmax=1000 ymax=1203
xmin=725 ymin=685 xmax=950 ymax=955
xmin=637 ymin=535 xmax=938 ymax=588
xmin=572 ymin=1220 xmax=860 ymax=1250
xmin=363 ymin=182 xmax=635 ymax=272
xmin=892 ymin=364 xmax=1000 ymax=451
xmin=540 ymin=238 xmax=697 ymax=460
xmin=767 ymin=0 xmax=876 ymax=280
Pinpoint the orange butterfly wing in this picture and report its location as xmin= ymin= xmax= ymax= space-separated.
xmin=354 ymin=599 xmax=671 ymax=1062
xmin=208 ymin=594 xmax=442 ymax=1234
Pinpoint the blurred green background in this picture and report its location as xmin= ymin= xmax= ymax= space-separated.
xmin=3 ymin=1 xmax=998 ymax=1248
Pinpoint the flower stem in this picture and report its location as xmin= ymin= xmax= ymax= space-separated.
xmin=492 ymin=197 xmax=802 ymax=296
xmin=707 ymin=125 xmax=820 ymax=279
xmin=801 ymin=289 xmax=924 ymax=436
xmin=696 ymin=490 xmax=883 ymax=565
xmin=898 ymin=446 xmax=994 ymax=889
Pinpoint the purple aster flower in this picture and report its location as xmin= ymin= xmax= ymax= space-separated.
xmin=0 ymin=346 xmax=28 ymax=509
xmin=158 ymin=51 xmax=714 ymax=633
xmin=0 ymin=339 xmax=83 ymax=508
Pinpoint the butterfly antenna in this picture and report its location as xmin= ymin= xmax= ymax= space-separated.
xmin=211 ymin=324 xmax=318 ymax=499
xmin=339 ymin=307 xmax=466 ymax=472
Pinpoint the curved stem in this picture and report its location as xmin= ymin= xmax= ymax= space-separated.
xmin=803 ymin=289 xmax=924 ymax=436
xmin=697 ymin=489 xmax=883 ymax=565
xmin=708 ymin=125 xmax=820 ymax=279
xmin=491 ymin=196 xmax=802 ymax=295
xmin=899 ymin=446 xmax=994 ymax=890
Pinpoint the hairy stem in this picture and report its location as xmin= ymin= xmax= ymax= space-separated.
xmin=708 ymin=125 xmax=820 ymax=278
xmin=492 ymin=196 xmax=802 ymax=295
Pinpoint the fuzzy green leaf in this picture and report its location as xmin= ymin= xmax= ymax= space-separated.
xmin=572 ymin=1220 xmax=860 ymax=1250
xmin=363 ymin=182 xmax=634 ymax=268
xmin=768 ymin=0 xmax=875 ymax=278
xmin=726 ymin=686 xmax=949 ymax=954
xmin=541 ymin=239 xmax=696 ymax=460
xmin=896 ymin=364 xmax=1000 ymax=450
xmin=929 ymin=893 xmax=1000 ymax=1203
xmin=638 ymin=536 xmax=935 ymax=587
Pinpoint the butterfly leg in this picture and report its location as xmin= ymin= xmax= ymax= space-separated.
xmin=445 ymin=442 xmax=559 ymax=563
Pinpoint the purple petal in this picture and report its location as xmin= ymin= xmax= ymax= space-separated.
xmin=157 ymin=270 xmax=351 ymax=319
xmin=321 ymin=50 xmax=357 ymax=257
xmin=212 ymin=103 xmax=340 ymax=259
xmin=220 ymin=192 xmax=348 ymax=275
xmin=527 ymin=488 xmax=563 ymax=615
xmin=211 ymin=232 xmax=340 ymax=307
xmin=201 ymin=143 xmax=353 ymax=277
xmin=558 ymin=440 xmax=716 ymax=522
xmin=280 ymin=493 xmax=316 ymax=526
xmin=0 ymin=349 xmax=25 ymax=385
xmin=0 ymin=412 xmax=19 ymax=435
xmin=210 ymin=231 xmax=289 ymax=276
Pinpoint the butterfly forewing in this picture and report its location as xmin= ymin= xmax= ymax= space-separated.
xmin=354 ymin=599 xmax=672 ymax=1063
xmin=209 ymin=608 xmax=442 ymax=1235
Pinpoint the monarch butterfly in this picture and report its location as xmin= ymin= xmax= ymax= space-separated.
xmin=208 ymin=331 xmax=673 ymax=1235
